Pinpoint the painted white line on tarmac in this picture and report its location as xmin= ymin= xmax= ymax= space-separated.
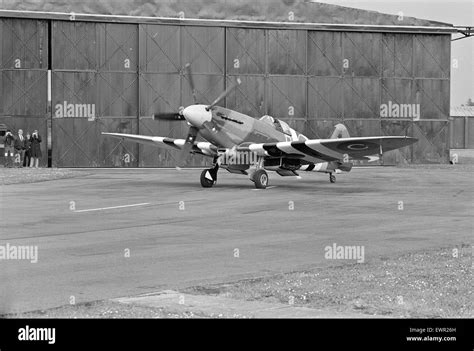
xmin=74 ymin=202 xmax=150 ymax=213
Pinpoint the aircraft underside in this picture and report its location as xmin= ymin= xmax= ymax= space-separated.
xmin=199 ymin=156 xmax=351 ymax=189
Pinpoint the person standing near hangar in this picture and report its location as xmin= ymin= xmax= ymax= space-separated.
xmin=3 ymin=130 xmax=15 ymax=168
xmin=30 ymin=130 xmax=42 ymax=168
xmin=14 ymin=129 xmax=26 ymax=167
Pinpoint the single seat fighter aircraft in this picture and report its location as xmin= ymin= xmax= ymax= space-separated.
xmin=103 ymin=64 xmax=417 ymax=189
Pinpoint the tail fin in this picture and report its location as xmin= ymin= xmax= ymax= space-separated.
xmin=330 ymin=123 xmax=350 ymax=139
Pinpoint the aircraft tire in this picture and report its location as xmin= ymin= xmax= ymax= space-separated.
xmin=200 ymin=169 xmax=215 ymax=188
xmin=253 ymin=169 xmax=268 ymax=189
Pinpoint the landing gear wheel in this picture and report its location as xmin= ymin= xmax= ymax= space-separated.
xmin=329 ymin=173 xmax=336 ymax=183
xmin=200 ymin=169 xmax=215 ymax=188
xmin=253 ymin=169 xmax=268 ymax=189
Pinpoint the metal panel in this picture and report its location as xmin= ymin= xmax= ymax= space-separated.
xmin=52 ymin=118 xmax=96 ymax=167
xmin=52 ymin=118 xmax=138 ymax=167
xmin=97 ymin=72 xmax=138 ymax=117
xmin=308 ymin=77 xmax=343 ymax=119
xmin=226 ymin=27 xmax=265 ymax=75
xmin=449 ymin=118 xmax=465 ymax=149
xmin=307 ymin=31 xmax=342 ymax=77
xmin=381 ymin=78 xmax=414 ymax=112
xmin=412 ymin=121 xmax=449 ymax=163
xmin=225 ymin=75 xmax=265 ymax=118
xmin=99 ymin=23 xmax=138 ymax=72
xmin=468 ymin=118 xmax=474 ymax=149
xmin=0 ymin=18 xmax=48 ymax=69
xmin=0 ymin=70 xmax=48 ymax=116
xmin=52 ymin=72 xmax=97 ymax=117
xmin=0 ymin=116 xmax=48 ymax=166
xmin=381 ymin=120 xmax=413 ymax=164
xmin=181 ymin=26 xmax=224 ymax=74
xmin=414 ymin=79 xmax=449 ymax=119
xmin=268 ymin=29 xmax=306 ymax=75
xmin=413 ymin=34 xmax=450 ymax=78
xmin=140 ymin=73 xmax=180 ymax=117
xmin=342 ymin=77 xmax=381 ymax=118
xmin=342 ymin=32 xmax=381 ymax=77
xmin=381 ymin=34 xmax=412 ymax=78
xmin=266 ymin=76 xmax=306 ymax=119
xmin=52 ymin=20 xmax=98 ymax=70
xmin=139 ymin=24 xmax=180 ymax=73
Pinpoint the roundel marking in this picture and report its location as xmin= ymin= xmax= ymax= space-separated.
xmin=335 ymin=141 xmax=379 ymax=153
xmin=347 ymin=143 xmax=369 ymax=150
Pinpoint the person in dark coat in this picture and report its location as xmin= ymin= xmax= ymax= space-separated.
xmin=3 ymin=129 xmax=15 ymax=168
xmin=14 ymin=129 xmax=26 ymax=168
xmin=23 ymin=132 xmax=32 ymax=167
xmin=30 ymin=129 xmax=42 ymax=168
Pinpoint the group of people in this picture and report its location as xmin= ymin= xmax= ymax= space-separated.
xmin=3 ymin=129 xmax=42 ymax=168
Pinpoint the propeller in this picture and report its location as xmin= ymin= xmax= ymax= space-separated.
xmin=152 ymin=112 xmax=185 ymax=121
xmin=206 ymin=77 xmax=241 ymax=111
xmin=149 ymin=63 xmax=241 ymax=169
xmin=185 ymin=63 xmax=198 ymax=104
xmin=175 ymin=126 xmax=199 ymax=170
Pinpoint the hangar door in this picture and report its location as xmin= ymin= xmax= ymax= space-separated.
xmin=51 ymin=21 xmax=139 ymax=167
xmin=0 ymin=18 xmax=49 ymax=167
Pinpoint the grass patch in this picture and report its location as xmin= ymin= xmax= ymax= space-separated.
xmin=2 ymin=300 xmax=210 ymax=319
xmin=0 ymin=168 xmax=87 ymax=185
xmin=186 ymin=247 xmax=473 ymax=318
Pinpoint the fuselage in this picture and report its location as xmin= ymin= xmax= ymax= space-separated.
xmin=195 ymin=105 xmax=306 ymax=148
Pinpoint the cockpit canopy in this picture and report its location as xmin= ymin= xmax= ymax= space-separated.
xmin=259 ymin=115 xmax=292 ymax=136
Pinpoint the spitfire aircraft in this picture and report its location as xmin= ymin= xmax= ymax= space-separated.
xmin=103 ymin=64 xmax=417 ymax=189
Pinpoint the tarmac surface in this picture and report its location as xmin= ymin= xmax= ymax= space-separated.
xmin=0 ymin=166 xmax=472 ymax=314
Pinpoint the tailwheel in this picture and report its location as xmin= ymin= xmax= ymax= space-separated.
xmin=329 ymin=173 xmax=336 ymax=183
xmin=253 ymin=169 xmax=268 ymax=189
xmin=200 ymin=169 xmax=215 ymax=188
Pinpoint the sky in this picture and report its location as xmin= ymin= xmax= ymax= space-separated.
xmin=320 ymin=0 xmax=474 ymax=106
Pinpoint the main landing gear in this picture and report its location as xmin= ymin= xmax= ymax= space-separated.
xmin=249 ymin=156 xmax=268 ymax=189
xmin=329 ymin=173 xmax=336 ymax=183
xmin=252 ymin=169 xmax=269 ymax=189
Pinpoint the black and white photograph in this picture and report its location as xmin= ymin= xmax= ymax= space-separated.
xmin=0 ymin=0 xmax=472 ymax=348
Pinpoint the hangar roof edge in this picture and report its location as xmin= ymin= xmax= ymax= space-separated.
xmin=0 ymin=10 xmax=456 ymax=34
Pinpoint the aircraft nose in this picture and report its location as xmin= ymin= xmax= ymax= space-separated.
xmin=182 ymin=104 xmax=212 ymax=127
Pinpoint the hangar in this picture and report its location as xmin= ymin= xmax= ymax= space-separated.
xmin=0 ymin=3 xmax=463 ymax=167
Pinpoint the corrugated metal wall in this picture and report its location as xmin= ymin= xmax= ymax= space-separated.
xmin=0 ymin=18 xmax=49 ymax=166
xmin=0 ymin=17 xmax=452 ymax=167
xmin=51 ymin=21 xmax=139 ymax=167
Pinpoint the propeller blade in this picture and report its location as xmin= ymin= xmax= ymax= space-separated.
xmin=176 ymin=126 xmax=199 ymax=169
xmin=153 ymin=112 xmax=185 ymax=121
xmin=185 ymin=63 xmax=198 ymax=104
xmin=206 ymin=77 xmax=241 ymax=111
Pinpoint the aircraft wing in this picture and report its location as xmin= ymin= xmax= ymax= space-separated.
xmin=239 ymin=136 xmax=417 ymax=162
xmin=101 ymin=132 xmax=218 ymax=157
